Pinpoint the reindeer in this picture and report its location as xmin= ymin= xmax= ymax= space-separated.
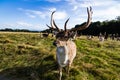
xmin=42 ymin=33 xmax=49 ymax=37
xmin=87 ymin=35 xmax=94 ymax=40
xmin=40 ymin=31 xmax=50 ymax=38
xmin=99 ymin=33 xmax=104 ymax=42
xmin=47 ymin=7 xmax=92 ymax=80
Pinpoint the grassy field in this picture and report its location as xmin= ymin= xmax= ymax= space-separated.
xmin=0 ymin=32 xmax=120 ymax=80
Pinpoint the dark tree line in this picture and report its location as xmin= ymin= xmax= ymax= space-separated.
xmin=76 ymin=16 xmax=120 ymax=36
xmin=0 ymin=28 xmax=39 ymax=32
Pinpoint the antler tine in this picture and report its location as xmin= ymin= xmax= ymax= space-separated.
xmin=64 ymin=18 xmax=69 ymax=32
xmin=53 ymin=20 xmax=60 ymax=31
xmin=51 ymin=11 xmax=60 ymax=32
xmin=51 ymin=11 xmax=56 ymax=28
xmin=46 ymin=11 xmax=57 ymax=30
xmin=46 ymin=24 xmax=55 ymax=30
xmin=70 ymin=7 xmax=92 ymax=31
xmin=46 ymin=24 xmax=51 ymax=29
xmin=90 ymin=6 xmax=92 ymax=13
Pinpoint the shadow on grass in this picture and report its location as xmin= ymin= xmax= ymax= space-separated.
xmin=0 ymin=55 xmax=58 ymax=80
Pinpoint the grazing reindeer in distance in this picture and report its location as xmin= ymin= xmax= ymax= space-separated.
xmin=42 ymin=33 xmax=49 ymax=37
xmin=116 ymin=33 xmax=120 ymax=41
xmin=47 ymin=7 xmax=92 ymax=80
xmin=104 ymin=32 xmax=109 ymax=40
xmin=99 ymin=33 xmax=104 ymax=42
xmin=87 ymin=35 xmax=94 ymax=40
xmin=40 ymin=31 xmax=50 ymax=38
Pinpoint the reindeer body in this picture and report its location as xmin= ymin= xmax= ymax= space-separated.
xmin=55 ymin=40 xmax=76 ymax=80
xmin=99 ymin=36 xmax=104 ymax=42
xmin=56 ymin=40 xmax=76 ymax=67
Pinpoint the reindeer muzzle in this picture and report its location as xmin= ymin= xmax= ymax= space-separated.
xmin=53 ymin=40 xmax=57 ymax=46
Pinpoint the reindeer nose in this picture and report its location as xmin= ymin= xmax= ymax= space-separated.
xmin=53 ymin=41 xmax=57 ymax=46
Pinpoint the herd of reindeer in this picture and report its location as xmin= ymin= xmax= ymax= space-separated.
xmin=39 ymin=7 xmax=119 ymax=80
xmin=86 ymin=33 xmax=120 ymax=41
xmin=40 ymin=31 xmax=120 ymax=42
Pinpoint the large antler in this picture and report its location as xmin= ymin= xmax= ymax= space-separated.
xmin=70 ymin=7 xmax=92 ymax=31
xmin=46 ymin=7 xmax=92 ymax=40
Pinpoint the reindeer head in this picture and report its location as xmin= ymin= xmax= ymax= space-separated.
xmin=47 ymin=7 xmax=92 ymax=45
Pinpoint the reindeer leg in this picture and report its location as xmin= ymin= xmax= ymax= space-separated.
xmin=59 ymin=66 xmax=62 ymax=80
xmin=67 ymin=61 xmax=70 ymax=77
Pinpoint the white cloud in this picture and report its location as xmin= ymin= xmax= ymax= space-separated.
xmin=16 ymin=21 xmax=47 ymax=30
xmin=25 ymin=13 xmax=36 ymax=18
xmin=72 ymin=6 xmax=78 ymax=11
xmin=91 ymin=0 xmax=116 ymax=7
xmin=17 ymin=7 xmax=68 ymax=29
xmin=54 ymin=11 xmax=67 ymax=20
xmin=48 ymin=7 xmax=56 ymax=12
xmin=18 ymin=8 xmax=48 ymax=19
xmin=93 ymin=4 xmax=120 ymax=21
xmin=66 ymin=0 xmax=92 ymax=11
xmin=0 ymin=21 xmax=45 ymax=30
xmin=66 ymin=0 xmax=118 ymax=11
xmin=94 ymin=7 xmax=120 ymax=17
xmin=16 ymin=21 xmax=33 ymax=27
xmin=26 ymin=10 xmax=46 ymax=18
xmin=21 ymin=8 xmax=67 ymax=20
xmin=0 ymin=24 xmax=14 ymax=29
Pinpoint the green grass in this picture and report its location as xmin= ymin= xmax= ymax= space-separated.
xmin=0 ymin=32 xmax=120 ymax=80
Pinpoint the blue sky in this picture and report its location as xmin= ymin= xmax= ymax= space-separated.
xmin=0 ymin=0 xmax=120 ymax=31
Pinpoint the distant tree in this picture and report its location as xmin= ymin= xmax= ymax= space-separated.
xmin=116 ymin=16 xmax=120 ymax=21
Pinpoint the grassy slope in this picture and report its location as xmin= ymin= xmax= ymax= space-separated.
xmin=0 ymin=32 xmax=120 ymax=80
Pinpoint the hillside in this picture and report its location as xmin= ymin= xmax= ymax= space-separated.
xmin=0 ymin=32 xmax=120 ymax=80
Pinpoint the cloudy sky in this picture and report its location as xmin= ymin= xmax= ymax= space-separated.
xmin=0 ymin=0 xmax=120 ymax=31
